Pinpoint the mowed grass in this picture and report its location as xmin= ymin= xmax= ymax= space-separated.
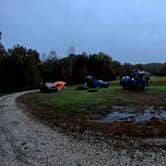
xmin=26 ymin=76 xmax=166 ymax=107
xmin=24 ymin=86 xmax=123 ymax=116
xmin=26 ymin=85 xmax=166 ymax=108
xmin=150 ymin=76 xmax=166 ymax=81
xmin=19 ymin=76 xmax=166 ymax=138
xmin=149 ymin=76 xmax=166 ymax=85
xmin=23 ymin=76 xmax=166 ymax=120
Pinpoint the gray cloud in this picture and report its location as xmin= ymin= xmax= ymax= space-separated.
xmin=1 ymin=0 xmax=166 ymax=63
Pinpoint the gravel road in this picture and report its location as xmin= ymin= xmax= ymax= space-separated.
xmin=1 ymin=92 xmax=166 ymax=166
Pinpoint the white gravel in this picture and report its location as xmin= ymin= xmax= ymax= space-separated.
xmin=0 ymin=92 xmax=166 ymax=166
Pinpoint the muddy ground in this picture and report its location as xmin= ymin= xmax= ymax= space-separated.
xmin=19 ymin=92 xmax=166 ymax=138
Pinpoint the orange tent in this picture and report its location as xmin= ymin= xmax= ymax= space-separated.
xmin=53 ymin=81 xmax=66 ymax=90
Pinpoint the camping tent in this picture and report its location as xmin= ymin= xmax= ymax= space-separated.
xmin=53 ymin=81 xmax=66 ymax=90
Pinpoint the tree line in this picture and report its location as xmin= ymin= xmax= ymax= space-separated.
xmin=0 ymin=45 xmax=165 ymax=93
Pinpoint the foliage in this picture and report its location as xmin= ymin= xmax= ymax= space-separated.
xmin=144 ymin=63 xmax=166 ymax=75
xmin=40 ymin=52 xmax=117 ymax=85
xmin=0 ymin=45 xmax=41 ymax=92
xmin=0 ymin=43 xmax=165 ymax=93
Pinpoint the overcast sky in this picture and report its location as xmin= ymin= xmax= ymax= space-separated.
xmin=1 ymin=0 xmax=166 ymax=63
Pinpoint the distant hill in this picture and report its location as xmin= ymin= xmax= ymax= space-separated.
xmin=144 ymin=63 xmax=164 ymax=75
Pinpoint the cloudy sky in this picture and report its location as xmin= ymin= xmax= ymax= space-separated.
xmin=1 ymin=0 xmax=166 ymax=63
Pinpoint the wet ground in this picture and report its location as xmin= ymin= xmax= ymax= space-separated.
xmin=96 ymin=106 xmax=166 ymax=124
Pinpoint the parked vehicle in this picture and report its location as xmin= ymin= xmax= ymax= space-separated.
xmin=120 ymin=69 xmax=151 ymax=90
xmin=120 ymin=76 xmax=146 ymax=90
xmin=93 ymin=79 xmax=109 ymax=87
xmin=40 ymin=82 xmax=57 ymax=93
xmin=85 ymin=76 xmax=109 ymax=88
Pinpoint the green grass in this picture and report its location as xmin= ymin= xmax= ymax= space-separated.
xmin=24 ymin=84 xmax=166 ymax=119
xmin=146 ymin=85 xmax=166 ymax=92
xmin=26 ymin=86 xmax=122 ymax=111
xmin=110 ymin=79 xmax=120 ymax=85
xmin=150 ymin=76 xmax=166 ymax=81
xmin=22 ymin=76 xmax=166 ymax=120
xmin=19 ymin=76 xmax=166 ymax=138
xmin=149 ymin=76 xmax=166 ymax=85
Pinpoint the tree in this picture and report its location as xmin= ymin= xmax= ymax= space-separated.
xmin=6 ymin=45 xmax=27 ymax=90
xmin=143 ymin=63 xmax=162 ymax=75
xmin=40 ymin=52 xmax=48 ymax=61
xmin=67 ymin=46 xmax=75 ymax=78
xmin=24 ymin=53 xmax=41 ymax=88
xmin=135 ymin=63 xmax=144 ymax=70
xmin=156 ymin=63 xmax=166 ymax=76
xmin=48 ymin=50 xmax=57 ymax=60
xmin=120 ymin=63 xmax=134 ymax=76
xmin=112 ymin=60 xmax=122 ymax=79
xmin=26 ymin=49 xmax=41 ymax=85
xmin=88 ymin=52 xmax=114 ymax=80
xmin=73 ymin=54 xmax=89 ymax=83
xmin=67 ymin=46 xmax=75 ymax=55
xmin=3 ymin=45 xmax=41 ymax=91
xmin=0 ymin=49 xmax=7 ymax=92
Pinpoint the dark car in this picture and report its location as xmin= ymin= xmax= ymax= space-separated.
xmin=94 ymin=79 xmax=110 ymax=87
xmin=120 ymin=76 xmax=146 ymax=90
xmin=85 ymin=76 xmax=109 ymax=88
xmin=120 ymin=69 xmax=150 ymax=90
xmin=40 ymin=82 xmax=57 ymax=93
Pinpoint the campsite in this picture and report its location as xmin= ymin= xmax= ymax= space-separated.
xmin=1 ymin=1 xmax=166 ymax=164
xmin=0 ymin=39 xmax=166 ymax=165
xmin=19 ymin=76 xmax=166 ymax=138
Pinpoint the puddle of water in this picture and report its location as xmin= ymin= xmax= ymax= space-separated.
xmin=97 ymin=108 xmax=166 ymax=124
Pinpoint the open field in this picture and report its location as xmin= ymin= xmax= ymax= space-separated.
xmin=149 ymin=76 xmax=166 ymax=85
xmin=150 ymin=76 xmax=166 ymax=80
xmin=18 ymin=76 xmax=166 ymax=138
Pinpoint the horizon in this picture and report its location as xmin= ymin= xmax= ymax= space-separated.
xmin=0 ymin=38 xmax=165 ymax=65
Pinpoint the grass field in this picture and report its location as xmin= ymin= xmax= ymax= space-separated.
xmin=150 ymin=76 xmax=166 ymax=80
xmin=149 ymin=76 xmax=166 ymax=85
xmin=19 ymin=76 xmax=166 ymax=138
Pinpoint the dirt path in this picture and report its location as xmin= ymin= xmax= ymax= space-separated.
xmin=1 ymin=92 xmax=166 ymax=166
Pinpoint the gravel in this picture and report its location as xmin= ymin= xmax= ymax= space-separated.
xmin=0 ymin=92 xmax=166 ymax=166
